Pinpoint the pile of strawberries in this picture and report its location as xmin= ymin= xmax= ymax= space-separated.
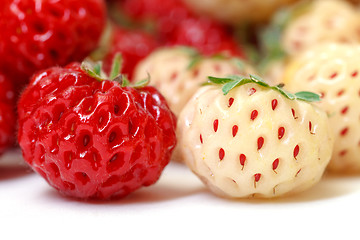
xmin=1 ymin=0 xmax=360 ymax=200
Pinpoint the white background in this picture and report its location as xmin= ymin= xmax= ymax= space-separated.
xmin=0 ymin=149 xmax=359 ymax=239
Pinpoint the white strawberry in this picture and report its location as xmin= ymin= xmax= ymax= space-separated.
xmin=177 ymin=75 xmax=334 ymax=198
xmin=133 ymin=46 xmax=256 ymax=116
xmin=282 ymin=43 xmax=360 ymax=173
xmin=282 ymin=0 xmax=360 ymax=56
xmin=260 ymin=0 xmax=360 ymax=85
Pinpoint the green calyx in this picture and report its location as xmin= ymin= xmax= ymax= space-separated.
xmin=81 ymin=53 xmax=149 ymax=88
xmin=207 ymin=74 xmax=320 ymax=102
xmin=181 ymin=46 xmax=246 ymax=72
xmin=81 ymin=59 xmax=107 ymax=82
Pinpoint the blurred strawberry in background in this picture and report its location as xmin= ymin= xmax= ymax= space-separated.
xmin=108 ymin=0 xmax=246 ymax=60
xmin=0 ymin=72 xmax=16 ymax=155
xmin=0 ymin=0 xmax=107 ymax=90
xmin=92 ymin=24 xmax=159 ymax=80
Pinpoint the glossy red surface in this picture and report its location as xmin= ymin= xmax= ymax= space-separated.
xmin=0 ymin=0 xmax=106 ymax=86
xmin=17 ymin=63 xmax=177 ymax=199
xmin=0 ymin=73 xmax=16 ymax=154
xmin=119 ymin=0 xmax=245 ymax=58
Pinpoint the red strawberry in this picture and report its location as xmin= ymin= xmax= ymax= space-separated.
xmin=17 ymin=58 xmax=177 ymax=199
xmin=120 ymin=0 xmax=192 ymax=38
xmin=0 ymin=0 xmax=106 ymax=88
xmin=112 ymin=0 xmax=245 ymax=58
xmin=167 ymin=17 xmax=245 ymax=58
xmin=0 ymin=72 xmax=16 ymax=154
xmin=99 ymin=25 xmax=159 ymax=80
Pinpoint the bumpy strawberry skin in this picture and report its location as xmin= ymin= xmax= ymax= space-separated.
xmin=17 ymin=63 xmax=177 ymax=199
xmin=0 ymin=0 xmax=106 ymax=87
xmin=177 ymin=80 xmax=333 ymax=198
xmin=282 ymin=43 xmax=360 ymax=173
xmin=281 ymin=0 xmax=360 ymax=56
xmin=0 ymin=73 xmax=16 ymax=154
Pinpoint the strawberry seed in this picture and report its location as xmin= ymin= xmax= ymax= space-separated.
xmin=278 ymin=127 xmax=285 ymax=139
xmin=271 ymin=99 xmax=278 ymax=110
xmin=248 ymin=88 xmax=256 ymax=96
xmin=219 ymin=148 xmax=225 ymax=160
xmin=213 ymin=119 xmax=219 ymax=132
xmin=340 ymin=127 xmax=348 ymax=136
xmin=232 ymin=125 xmax=238 ymax=137
xmin=272 ymin=158 xmax=279 ymax=172
xmin=341 ymin=106 xmax=349 ymax=115
xmin=257 ymin=137 xmax=264 ymax=150
xmin=239 ymin=154 xmax=246 ymax=169
xmin=228 ymin=97 xmax=234 ymax=107
xmin=251 ymin=110 xmax=258 ymax=120
xmin=294 ymin=145 xmax=300 ymax=160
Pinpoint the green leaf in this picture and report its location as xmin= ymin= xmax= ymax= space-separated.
xmin=178 ymin=46 xmax=199 ymax=57
xmin=109 ymin=53 xmax=123 ymax=80
xmin=274 ymin=87 xmax=295 ymax=100
xmin=186 ymin=50 xmax=236 ymax=70
xmin=294 ymin=91 xmax=320 ymax=102
xmin=210 ymin=54 xmax=227 ymax=60
xmin=122 ymin=76 xmax=130 ymax=87
xmin=81 ymin=60 xmax=104 ymax=82
xmin=222 ymin=78 xmax=244 ymax=95
xmin=132 ymin=73 xmax=150 ymax=88
xmin=112 ymin=73 xmax=150 ymax=89
xmin=207 ymin=74 xmax=320 ymax=103
xmin=111 ymin=74 xmax=129 ymax=87
xmin=208 ymin=75 xmax=250 ymax=95
xmin=249 ymin=74 xmax=267 ymax=84
xmin=93 ymin=62 xmax=102 ymax=76
xmin=201 ymin=81 xmax=211 ymax=86
xmin=208 ymin=76 xmax=233 ymax=85
xmin=225 ymin=75 xmax=248 ymax=82
xmin=231 ymin=58 xmax=245 ymax=71
xmin=180 ymin=46 xmax=201 ymax=70
xmin=187 ymin=56 xmax=202 ymax=70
